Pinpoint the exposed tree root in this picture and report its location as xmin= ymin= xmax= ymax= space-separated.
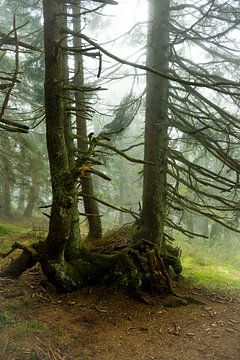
xmin=0 ymin=251 xmax=36 ymax=279
xmin=0 ymin=238 xmax=194 ymax=306
xmin=0 ymin=242 xmax=39 ymax=278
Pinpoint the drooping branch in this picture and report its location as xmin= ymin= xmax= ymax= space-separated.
xmin=79 ymin=192 xmax=140 ymax=219
xmin=0 ymin=117 xmax=29 ymax=132
xmin=96 ymin=141 xmax=153 ymax=165
xmin=63 ymin=29 xmax=240 ymax=96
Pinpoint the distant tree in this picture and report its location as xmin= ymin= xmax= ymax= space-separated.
xmin=0 ymin=136 xmax=14 ymax=217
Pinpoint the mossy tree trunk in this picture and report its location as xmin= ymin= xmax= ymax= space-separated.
xmin=42 ymin=0 xmax=83 ymax=262
xmin=72 ymin=1 xmax=102 ymax=240
xmin=139 ymin=0 xmax=170 ymax=248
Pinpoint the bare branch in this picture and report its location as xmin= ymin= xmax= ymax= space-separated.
xmin=79 ymin=192 xmax=139 ymax=218
xmin=64 ymin=30 xmax=240 ymax=95
xmin=97 ymin=141 xmax=153 ymax=165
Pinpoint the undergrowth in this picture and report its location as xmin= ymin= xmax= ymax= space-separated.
xmin=176 ymin=232 xmax=240 ymax=295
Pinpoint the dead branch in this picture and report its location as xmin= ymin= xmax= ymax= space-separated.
xmin=79 ymin=192 xmax=140 ymax=218
xmin=64 ymin=30 xmax=240 ymax=96
xmin=97 ymin=141 xmax=153 ymax=165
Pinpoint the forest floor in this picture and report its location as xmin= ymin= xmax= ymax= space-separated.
xmin=0 ymin=221 xmax=240 ymax=360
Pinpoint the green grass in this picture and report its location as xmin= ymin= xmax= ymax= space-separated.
xmin=0 ymin=220 xmax=28 ymax=237
xmin=176 ymin=233 xmax=240 ymax=295
xmin=13 ymin=320 xmax=48 ymax=337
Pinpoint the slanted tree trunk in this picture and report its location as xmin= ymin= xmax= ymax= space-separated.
xmin=118 ymin=160 xmax=125 ymax=226
xmin=73 ymin=1 xmax=102 ymax=240
xmin=138 ymin=0 xmax=170 ymax=248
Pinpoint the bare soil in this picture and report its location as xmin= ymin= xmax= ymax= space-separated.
xmin=0 ymin=257 xmax=240 ymax=360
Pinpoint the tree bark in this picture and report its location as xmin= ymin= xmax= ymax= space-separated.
xmin=140 ymin=0 xmax=170 ymax=247
xmin=43 ymin=0 xmax=83 ymax=261
xmin=72 ymin=1 xmax=102 ymax=240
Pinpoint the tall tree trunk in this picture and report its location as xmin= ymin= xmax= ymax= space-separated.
xmin=72 ymin=2 xmax=102 ymax=240
xmin=140 ymin=0 xmax=170 ymax=247
xmin=43 ymin=0 xmax=83 ymax=261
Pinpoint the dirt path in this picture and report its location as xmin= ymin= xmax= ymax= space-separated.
xmin=0 ymin=264 xmax=240 ymax=360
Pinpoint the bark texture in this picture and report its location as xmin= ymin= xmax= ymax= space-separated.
xmin=140 ymin=0 xmax=170 ymax=247
xmin=73 ymin=2 xmax=102 ymax=240
xmin=43 ymin=0 xmax=83 ymax=261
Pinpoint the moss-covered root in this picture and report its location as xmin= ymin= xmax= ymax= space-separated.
xmin=40 ymin=259 xmax=86 ymax=292
xmin=40 ymin=249 xmax=143 ymax=293
xmin=40 ymin=246 xmax=176 ymax=299
xmin=145 ymin=248 xmax=173 ymax=294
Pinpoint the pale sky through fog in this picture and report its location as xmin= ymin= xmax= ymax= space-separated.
xmin=103 ymin=0 xmax=148 ymax=38
xmin=83 ymin=0 xmax=148 ymax=119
